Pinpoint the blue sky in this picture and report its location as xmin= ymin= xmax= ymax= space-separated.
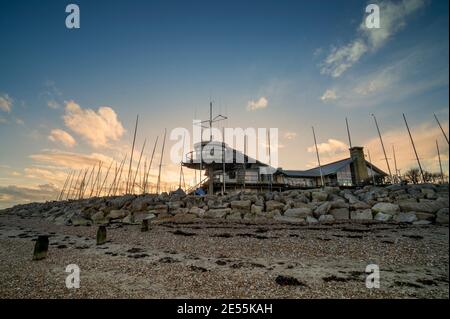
xmin=0 ymin=0 xmax=448 ymax=207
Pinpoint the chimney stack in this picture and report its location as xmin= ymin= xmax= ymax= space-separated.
xmin=350 ymin=146 xmax=369 ymax=185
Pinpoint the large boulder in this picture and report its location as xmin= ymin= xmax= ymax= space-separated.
xmin=312 ymin=191 xmax=328 ymax=202
xmin=399 ymin=199 xmax=448 ymax=214
xmin=306 ymin=216 xmax=319 ymax=224
xmin=266 ymin=200 xmax=285 ymax=212
xmin=205 ymin=208 xmax=231 ymax=219
xmin=284 ymin=207 xmax=312 ymax=218
xmin=374 ymin=212 xmax=393 ymax=222
xmin=350 ymin=209 xmax=373 ymax=220
xmin=436 ymin=208 xmax=449 ymax=224
xmin=330 ymin=208 xmax=349 ymax=220
xmin=251 ymin=204 xmax=263 ymax=214
xmin=394 ymin=212 xmax=417 ymax=223
xmin=318 ymin=214 xmax=335 ymax=223
xmin=71 ymin=215 xmax=92 ymax=226
xmin=189 ymin=207 xmax=206 ymax=217
xmin=372 ymin=202 xmax=400 ymax=214
xmin=314 ymin=202 xmax=331 ymax=217
xmin=107 ymin=209 xmax=129 ymax=220
xmin=230 ymin=200 xmax=251 ymax=212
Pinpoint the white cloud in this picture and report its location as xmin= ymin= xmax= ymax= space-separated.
xmin=320 ymin=0 xmax=426 ymax=77
xmin=47 ymin=100 xmax=60 ymax=109
xmin=48 ymin=129 xmax=77 ymax=148
xmin=320 ymin=89 xmax=339 ymax=102
xmin=307 ymin=139 xmax=349 ymax=157
xmin=15 ymin=118 xmax=24 ymax=125
xmin=284 ymin=132 xmax=297 ymax=140
xmin=63 ymin=101 xmax=125 ymax=148
xmin=0 ymin=94 xmax=13 ymax=113
xmin=247 ymin=97 xmax=268 ymax=111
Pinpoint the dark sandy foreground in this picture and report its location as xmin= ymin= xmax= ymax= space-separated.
xmin=0 ymin=213 xmax=448 ymax=299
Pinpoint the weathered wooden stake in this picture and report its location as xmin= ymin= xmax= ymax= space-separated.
xmin=141 ymin=219 xmax=149 ymax=232
xmin=32 ymin=235 xmax=49 ymax=260
xmin=96 ymin=226 xmax=107 ymax=245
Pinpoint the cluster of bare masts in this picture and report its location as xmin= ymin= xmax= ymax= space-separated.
xmin=311 ymin=112 xmax=448 ymax=186
xmin=57 ymin=115 xmax=170 ymax=201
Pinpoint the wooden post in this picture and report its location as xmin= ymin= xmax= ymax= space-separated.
xmin=141 ymin=219 xmax=149 ymax=232
xmin=58 ymin=170 xmax=71 ymax=201
xmin=132 ymin=139 xmax=147 ymax=194
xmin=65 ymin=170 xmax=76 ymax=200
xmin=32 ymin=235 xmax=49 ymax=260
xmin=96 ymin=226 xmax=107 ymax=245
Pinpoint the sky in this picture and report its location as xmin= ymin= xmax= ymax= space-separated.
xmin=0 ymin=0 xmax=448 ymax=208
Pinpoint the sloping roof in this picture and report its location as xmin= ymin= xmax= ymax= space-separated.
xmin=278 ymin=158 xmax=387 ymax=178
xmin=280 ymin=158 xmax=353 ymax=178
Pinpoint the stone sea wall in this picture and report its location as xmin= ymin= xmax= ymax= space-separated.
xmin=2 ymin=184 xmax=449 ymax=226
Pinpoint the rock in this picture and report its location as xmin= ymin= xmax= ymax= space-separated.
xmin=374 ymin=212 xmax=393 ymax=222
xmin=306 ymin=216 xmax=319 ymax=224
xmin=189 ymin=207 xmax=206 ymax=217
xmin=394 ymin=212 xmax=417 ymax=223
xmin=413 ymin=220 xmax=432 ymax=225
xmin=372 ymin=202 xmax=400 ymax=214
xmin=226 ymin=211 xmax=243 ymax=220
xmin=284 ymin=207 xmax=312 ymax=218
xmin=343 ymin=192 xmax=359 ymax=204
xmin=71 ymin=216 xmax=92 ymax=226
xmin=266 ymin=210 xmax=282 ymax=219
xmin=107 ymin=209 xmax=129 ymax=220
xmin=318 ymin=214 xmax=335 ymax=223
xmin=399 ymin=199 xmax=448 ymax=214
xmin=351 ymin=201 xmax=371 ymax=210
xmin=436 ymin=208 xmax=449 ymax=224
xmin=414 ymin=212 xmax=435 ymax=221
xmin=251 ymin=204 xmax=263 ymax=214
xmin=312 ymin=191 xmax=328 ymax=202
xmin=122 ymin=213 xmax=135 ymax=224
xmin=314 ymin=202 xmax=331 ymax=217
xmin=274 ymin=215 xmax=305 ymax=223
xmin=90 ymin=211 xmax=105 ymax=223
xmin=266 ymin=200 xmax=284 ymax=212
xmin=330 ymin=208 xmax=349 ymax=220
xmin=230 ymin=200 xmax=251 ymax=212
xmin=350 ymin=209 xmax=373 ymax=220
xmin=330 ymin=200 xmax=349 ymax=209
xmin=205 ymin=208 xmax=231 ymax=219
xmin=141 ymin=219 xmax=149 ymax=232
xmin=421 ymin=188 xmax=437 ymax=199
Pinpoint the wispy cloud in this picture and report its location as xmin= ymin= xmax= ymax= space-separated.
xmin=0 ymin=94 xmax=13 ymax=113
xmin=0 ymin=184 xmax=59 ymax=209
xmin=63 ymin=101 xmax=125 ymax=148
xmin=320 ymin=0 xmax=426 ymax=78
xmin=247 ymin=97 xmax=268 ymax=111
xmin=48 ymin=129 xmax=77 ymax=148
xmin=283 ymin=132 xmax=297 ymax=140
xmin=30 ymin=149 xmax=114 ymax=169
xmin=47 ymin=100 xmax=60 ymax=109
xmin=320 ymin=89 xmax=339 ymax=102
